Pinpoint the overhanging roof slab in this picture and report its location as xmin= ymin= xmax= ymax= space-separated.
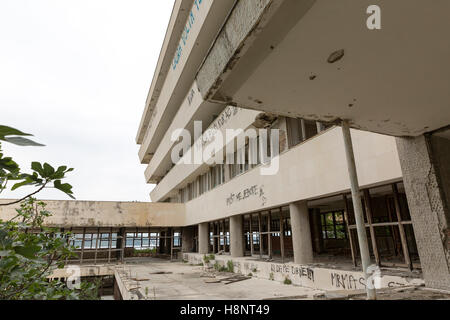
xmin=197 ymin=0 xmax=450 ymax=137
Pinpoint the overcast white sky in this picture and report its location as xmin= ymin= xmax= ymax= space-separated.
xmin=0 ymin=0 xmax=175 ymax=202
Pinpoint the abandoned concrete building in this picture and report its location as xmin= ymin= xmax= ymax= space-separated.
xmin=1 ymin=0 xmax=449 ymax=298
xmin=134 ymin=0 xmax=450 ymax=292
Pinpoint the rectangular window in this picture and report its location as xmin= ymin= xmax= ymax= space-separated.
xmin=321 ymin=211 xmax=347 ymax=240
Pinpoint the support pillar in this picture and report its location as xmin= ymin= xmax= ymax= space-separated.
xmin=182 ymin=226 xmax=195 ymax=253
xmin=396 ymin=134 xmax=450 ymax=290
xmin=342 ymin=120 xmax=376 ymax=300
xmin=289 ymin=201 xmax=313 ymax=265
xmin=230 ymin=215 xmax=244 ymax=257
xmin=198 ymin=223 xmax=209 ymax=255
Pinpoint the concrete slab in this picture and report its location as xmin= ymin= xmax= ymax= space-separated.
xmin=114 ymin=258 xmax=323 ymax=300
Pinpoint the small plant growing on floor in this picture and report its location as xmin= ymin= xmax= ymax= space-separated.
xmin=269 ymin=273 xmax=274 ymax=281
xmin=226 ymin=260 xmax=234 ymax=273
xmin=284 ymin=277 xmax=292 ymax=285
xmin=252 ymin=267 xmax=258 ymax=273
xmin=248 ymin=273 xmax=253 ymax=277
xmin=203 ymin=254 xmax=215 ymax=264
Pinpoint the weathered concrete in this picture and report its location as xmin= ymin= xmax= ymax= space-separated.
xmin=184 ymin=253 xmax=424 ymax=292
xmin=0 ymin=200 xmax=185 ymax=228
xmin=136 ymin=0 xmax=195 ymax=145
xmin=49 ymin=264 xmax=116 ymax=280
xmin=181 ymin=226 xmax=196 ymax=253
xmin=196 ymin=0 xmax=450 ymax=137
xmin=184 ymin=127 xmax=402 ymax=225
xmin=137 ymin=0 xmax=236 ymax=164
xmin=230 ymin=215 xmax=244 ymax=257
xmin=114 ymin=258 xmax=322 ymax=300
xmin=196 ymin=0 xmax=281 ymax=101
xmin=396 ymin=135 xmax=450 ymax=290
xmin=198 ymin=222 xmax=209 ymax=254
xmin=289 ymin=201 xmax=314 ymax=265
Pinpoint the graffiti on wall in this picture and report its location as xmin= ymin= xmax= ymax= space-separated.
xmin=199 ymin=106 xmax=240 ymax=148
xmin=270 ymin=264 xmax=315 ymax=282
xmin=330 ymin=272 xmax=366 ymax=290
xmin=172 ymin=0 xmax=205 ymax=71
xmin=226 ymin=185 xmax=267 ymax=207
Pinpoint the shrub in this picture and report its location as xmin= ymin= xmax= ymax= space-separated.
xmin=226 ymin=260 xmax=234 ymax=273
xmin=284 ymin=277 xmax=292 ymax=285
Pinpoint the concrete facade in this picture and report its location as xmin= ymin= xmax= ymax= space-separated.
xmin=183 ymin=253 xmax=424 ymax=292
xmin=396 ymin=135 xmax=450 ymax=290
xmin=198 ymin=222 xmax=209 ymax=254
xmin=230 ymin=215 xmax=244 ymax=257
xmin=0 ymin=199 xmax=185 ymax=228
xmin=289 ymin=202 xmax=313 ymax=265
xmin=127 ymin=0 xmax=450 ymax=293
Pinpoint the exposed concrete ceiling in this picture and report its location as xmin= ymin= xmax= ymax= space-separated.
xmin=434 ymin=127 xmax=450 ymax=140
xmin=197 ymin=0 xmax=450 ymax=137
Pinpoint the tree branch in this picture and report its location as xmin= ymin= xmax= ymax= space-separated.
xmin=0 ymin=181 xmax=49 ymax=207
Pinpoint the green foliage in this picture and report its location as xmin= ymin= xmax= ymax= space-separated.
xmin=226 ymin=260 xmax=234 ymax=273
xmin=212 ymin=260 xmax=234 ymax=273
xmin=252 ymin=267 xmax=258 ymax=273
xmin=269 ymin=273 xmax=274 ymax=281
xmin=203 ymin=254 xmax=215 ymax=264
xmin=284 ymin=277 xmax=292 ymax=285
xmin=0 ymin=125 xmax=96 ymax=300
xmin=0 ymin=125 xmax=75 ymax=201
xmin=0 ymin=125 xmax=44 ymax=147
xmin=213 ymin=261 xmax=226 ymax=272
xmin=248 ymin=273 xmax=253 ymax=277
xmin=0 ymin=198 xmax=96 ymax=300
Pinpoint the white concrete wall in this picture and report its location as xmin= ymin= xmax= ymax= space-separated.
xmin=150 ymin=106 xmax=261 ymax=202
xmin=184 ymin=127 xmax=402 ymax=225
xmin=143 ymin=81 xmax=223 ymax=182
xmin=138 ymin=0 xmax=236 ymax=161
xmin=0 ymin=200 xmax=186 ymax=227
xmin=183 ymin=253 xmax=424 ymax=291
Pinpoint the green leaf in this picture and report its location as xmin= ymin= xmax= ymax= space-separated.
xmin=31 ymin=162 xmax=44 ymax=176
xmin=54 ymin=180 xmax=75 ymax=199
xmin=14 ymin=245 xmax=41 ymax=259
xmin=43 ymin=163 xmax=55 ymax=177
xmin=0 ymin=155 xmax=20 ymax=173
xmin=3 ymin=136 xmax=45 ymax=147
xmin=11 ymin=179 xmax=33 ymax=191
xmin=0 ymin=125 xmax=33 ymax=138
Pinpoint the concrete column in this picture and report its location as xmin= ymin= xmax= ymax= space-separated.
xmin=290 ymin=201 xmax=314 ymax=265
xmin=230 ymin=215 xmax=244 ymax=257
xmin=311 ymin=209 xmax=324 ymax=254
xmin=198 ymin=223 xmax=209 ymax=254
xmin=396 ymin=134 xmax=450 ymax=290
xmin=182 ymin=227 xmax=195 ymax=253
xmin=224 ymin=163 xmax=231 ymax=183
